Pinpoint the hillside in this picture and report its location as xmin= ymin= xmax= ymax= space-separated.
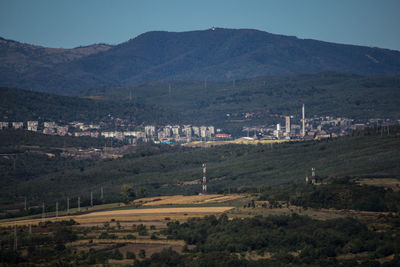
xmin=2 ymin=127 xmax=399 ymax=214
xmin=0 ymin=87 xmax=176 ymax=124
xmin=83 ymin=72 xmax=400 ymax=126
xmin=0 ymin=37 xmax=112 ymax=90
xmin=1 ymin=28 xmax=400 ymax=94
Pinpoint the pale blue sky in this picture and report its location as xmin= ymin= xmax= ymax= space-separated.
xmin=0 ymin=0 xmax=399 ymax=50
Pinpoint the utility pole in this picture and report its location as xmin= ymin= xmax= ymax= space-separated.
xmin=13 ymin=224 xmax=17 ymax=251
xmin=101 ymin=187 xmax=103 ymax=199
xmin=90 ymin=191 xmax=93 ymax=207
xmin=13 ymin=154 xmax=16 ymax=171
xmin=202 ymin=163 xmax=207 ymax=195
xmin=67 ymin=197 xmax=69 ymax=215
xmin=311 ymin=168 xmax=316 ymax=184
xmin=78 ymin=197 xmax=80 ymax=212
xmin=42 ymin=202 xmax=45 ymax=222
xmin=302 ymin=103 xmax=306 ymax=137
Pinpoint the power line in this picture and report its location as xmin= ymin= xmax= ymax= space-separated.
xmin=67 ymin=197 xmax=69 ymax=215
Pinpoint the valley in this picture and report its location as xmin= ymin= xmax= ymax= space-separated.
xmin=0 ymin=19 xmax=399 ymax=265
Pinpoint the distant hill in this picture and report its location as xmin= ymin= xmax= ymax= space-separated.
xmin=82 ymin=72 xmax=400 ymax=126
xmin=1 ymin=28 xmax=400 ymax=94
xmin=0 ymin=87 xmax=175 ymax=124
xmin=0 ymin=37 xmax=112 ymax=90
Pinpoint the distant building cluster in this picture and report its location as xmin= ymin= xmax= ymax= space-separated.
xmin=242 ymin=104 xmax=400 ymax=141
xmin=1 ymin=105 xmax=398 ymax=144
xmin=0 ymin=120 xmax=223 ymax=144
xmin=243 ymin=116 xmax=398 ymax=141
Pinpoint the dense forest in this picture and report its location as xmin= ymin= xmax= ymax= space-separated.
xmin=2 ymin=73 xmax=400 ymax=130
xmin=257 ymin=178 xmax=400 ymax=212
xmin=0 ymin=86 xmax=176 ymax=124
xmin=2 ymin=214 xmax=399 ymax=266
xmin=83 ymin=73 xmax=400 ymax=126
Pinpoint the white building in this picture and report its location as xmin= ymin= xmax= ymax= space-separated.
xmin=145 ymin=125 xmax=156 ymax=138
xmin=0 ymin=122 xmax=9 ymax=129
xmin=172 ymin=126 xmax=180 ymax=136
xmin=208 ymin=126 xmax=215 ymax=135
xmin=200 ymin=126 xmax=207 ymax=138
xmin=44 ymin=121 xmax=56 ymax=128
xmin=192 ymin=126 xmax=200 ymax=137
xmin=285 ymin=116 xmax=291 ymax=133
xmin=27 ymin=121 xmax=38 ymax=131
xmin=163 ymin=126 xmax=172 ymax=137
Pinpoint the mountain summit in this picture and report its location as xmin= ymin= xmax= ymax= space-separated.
xmin=1 ymin=28 xmax=400 ymax=94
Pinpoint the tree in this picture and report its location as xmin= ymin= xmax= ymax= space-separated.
xmin=137 ymin=187 xmax=147 ymax=198
xmin=121 ymin=184 xmax=136 ymax=202
xmin=126 ymin=251 xmax=136 ymax=259
xmin=138 ymin=249 xmax=146 ymax=259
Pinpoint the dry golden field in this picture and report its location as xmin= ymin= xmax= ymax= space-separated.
xmin=0 ymin=206 xmax=234 ymax=227
xmin=134 ymin=194 xmax=246 ymax=206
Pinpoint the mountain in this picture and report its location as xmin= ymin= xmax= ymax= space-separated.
xmin=0 ymin=37 xmax=112 ymax=90
xmin=1 ymin=28 xmax=400 ymax=94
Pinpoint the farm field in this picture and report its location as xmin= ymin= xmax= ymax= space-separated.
xmin=1 ymin=192 xmax=399 ymax=265
xmin=134 ymin=194 xmax=246 ymax=206
xmin=0 ymin=194 xmax=243 ymax=227
xmin=0 ymin=206 xmax=234 ymax=227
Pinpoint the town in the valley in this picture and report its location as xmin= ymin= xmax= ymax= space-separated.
xmin=1 ymin=104 xmax=398 ymax=145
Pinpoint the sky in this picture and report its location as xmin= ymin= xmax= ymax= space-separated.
xmin=0 ymin=0 xmax=399 ymax=51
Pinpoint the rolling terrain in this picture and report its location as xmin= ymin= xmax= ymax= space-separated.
xmin=83 ymin=72 xmax=400 ymax=126
xmin=2 ymin=72 xmax=400 ymax=129
xmin=1 ymin=126 xmax=399 ymax=217
xmin=1 ymin=28 xmax=400 ymax=94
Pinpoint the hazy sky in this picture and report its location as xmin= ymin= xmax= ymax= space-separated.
xmin=0 ymin=0 xmax=399 ymax=50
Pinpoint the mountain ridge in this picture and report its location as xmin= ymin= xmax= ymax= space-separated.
xmin=1 ymin=28 xmax=400 ymax=94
